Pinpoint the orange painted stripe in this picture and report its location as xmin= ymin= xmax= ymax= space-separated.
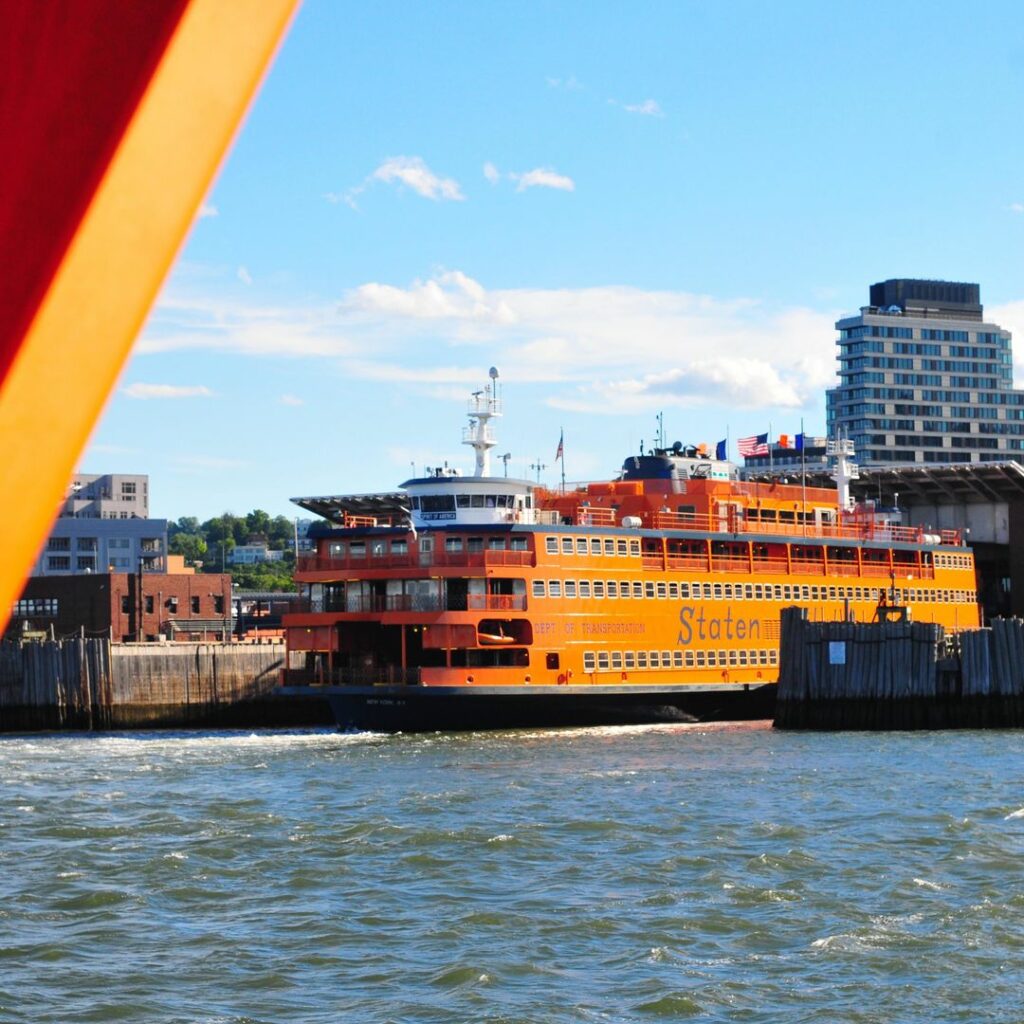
xmin=0 ymin=0 xmax=298 ymax=632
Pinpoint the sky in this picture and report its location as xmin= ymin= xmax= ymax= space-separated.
xmin=81 ymin=0 xmax=1024 ymax=522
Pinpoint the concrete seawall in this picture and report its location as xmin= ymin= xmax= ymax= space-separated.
xmin=0 ymin=639 xmax=332 ymax=731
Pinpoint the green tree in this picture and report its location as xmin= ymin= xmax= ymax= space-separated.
xmin=169 ymin=533 xmax=207 ymax=565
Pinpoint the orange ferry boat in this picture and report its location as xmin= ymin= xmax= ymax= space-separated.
xmin=283 ymin=374 xmax=980 ymax=731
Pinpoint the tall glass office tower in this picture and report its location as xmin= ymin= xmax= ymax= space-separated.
xmin=826 ymin=279 xmax=1023 ymax=465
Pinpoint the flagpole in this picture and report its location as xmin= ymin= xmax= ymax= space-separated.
xmin=560 ymin=426 xmax=566 ymax=493
xmin=800 ymin=416 xmax=807 ymax=531
xmin=769 ymin=421 xmax=773 ymax=473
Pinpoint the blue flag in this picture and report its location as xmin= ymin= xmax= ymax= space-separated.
xmin=715 ymin=439 xmax=726 ymax=460
xmin=795 ymin=433 xmax=805 ymax=452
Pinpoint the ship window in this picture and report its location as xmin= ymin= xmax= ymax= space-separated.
xmin=561 ymin=537 xmax=573 ymax=554
xmin=548 ymin=580 xmax=561 ymax=598
xmin=620 ymin=581 xmax=630 ymax=599
xmin=739 ymin=650 xmax=748 ymax=666
xmin=685 ymin=651 xmax=695 ymax=667
xmin=510 ymin=536 xmax=527 ymax=550
xmin=673 ymin=651 xmax=684 ymax=667
xmin=629 ymin=540 xmax=640 ymax=556
xmin=575 ymin=538 xmax=587 ymax=555
xmin=669 ymin=582 xmax=679 ymax=599
xmin=546 ymin=537 xmax=558 ymax=554
xmin=770 ymin=650 xmax=778 ymax=665
xmin=485 ymin=495 xmax=497 ymax=508
xmin=801 ymin=585 xmax=810 ymax=600
xmin=604 ymin=539 xmax=615 ymax=555
xmin=446 ymin=537 xmax=463 ymax=553
xmin=723 ymin=584 xmax=732 ymax=600
xmin=495 ymin=495 xmax=507 ymax=508
xmin=597 ymin=652 xmax=609 ymax=670
xmin=392 ymin=540 xmax=408 ymax=555
xmin=703 ymin=583 xmax=713 ymax=599
xmin=468 ymin=537 xmax=484 ymax=553
xmin=532 ymin=580 xmax=545 ymax=598
xmin=782 ymin=585 xmax=792 ymax=601
xmin=679 ymin=583 xmax=690 ymax=598
xmin=584 ymin=652 xmax=596 ymax=672
xmin=590 ymin=538 xmax=601 ymax=555
xmin=611 ymin=651 xmax=623 ymax=670
xmin=350 ymin=542 xmax=365 ymax=557
xmin=565 ymin=580 xmax=577 ymax=598
xmin=457 ymin=495 xmax=470 ymax=508
xmin=546 ymin=653 xmax=560 ymax=670
xmin=411 ymin=496 xmax=420 ymax=510
xmin=470 ymin=495 xmax=485 ymax=508
xmin=617 ymin=540 xmax=628 ymax=555
xmin=371 ymin=540 xmax=386 ymax=558
xmin=422 ymin=495 xmax=456 ymax=513
xmin=633 ymin=581 xmax=643 ymax=598
xmin=657 ymin=582 xmax=667 ymax=599
xmin=713 ymin=584 xmax=723 ymax=600
xmin=649 ymin=651 xmax=660 ymax=668
xmin=644 ymin=582 xmax=655 ymax=599
xmin=753 ymin=584 xmax=762 ymax=599
xmin=744 ymin=585 xmax=753 ymax=599
xmin=625 ymin=651 xmax=636 ymax=669
xmin=827 ymin=586 xmax=836 ymax=600
xmin=593 ymin=581 xmax=605 ymax=598
xmin=637 ymin=651 xmax=648 ymax=668
xmin=329 ymin=541 xmax=345 ymax=557
xmin=607 ymin=580 xmax=618 ymax=598
xmin=695 ymin=651 xmax=706 ymax=668
xmin=759 ymin=650 xmax=769 ymax=665
xmin=579 ymin=580 xmax=592 ymax=598
xmin=662 ymin=651 xmax=671 ymax=666
xmin=487 ymin=537 xmax=504 ymax=550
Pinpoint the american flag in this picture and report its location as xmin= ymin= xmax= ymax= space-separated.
xmin=737 ymin=432 xmax=769 ymax=457
xmin=554 ymin=430 xmax=564 ymax=462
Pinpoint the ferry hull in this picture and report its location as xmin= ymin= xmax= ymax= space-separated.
xmin=322 ymin=683 xmax=776 ymax=733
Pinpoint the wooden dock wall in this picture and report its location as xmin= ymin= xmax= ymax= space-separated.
xmin=775 ymin=607 xmax=1024 ymax=730
xmin=0 ymin=639 xmax=332 ymax=731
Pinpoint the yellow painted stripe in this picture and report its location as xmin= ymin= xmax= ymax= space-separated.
xmin=0 ymin=0 xmax=298 ymax=629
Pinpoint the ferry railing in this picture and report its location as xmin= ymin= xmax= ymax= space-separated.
xmin=298 ymin=549 xmax=535 ymax=573
xmin=751 ymin=557 xmax=790 ymax=575
xmin=312 ymin=665 xmax=422 ymax=687
xmin=576 ymin=507 xmax=616 ymax=527
xmin=709 ymin=556 xmax=751 ymax=573
xmin=790 ymin=560 xmax=826 ymax=576
xmin=467 ymin=594 xmax=527 ymax=611
xmin=665 ymin=553 xmax=709 ymax=571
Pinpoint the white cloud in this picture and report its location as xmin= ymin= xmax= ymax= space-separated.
xmin=141 ymin=268 xmax=840 ymax=414
xmin=509 ymin=168 xmax=575 ymax=193
xmin=986 ymin=300 xmax=1024 ymax=384
xmin=279 ymin=394 xmax=305 ymax=406
xmin=121 ymin=383 xmax=215 ymax=400
xmin=237 ymin=266 xmax=253 ymax=286
xmin=198 ymin=202 xmax=218 ymax=218
xmin=483 ymin=161 xmax=501 ymax=184
xmin=1010 ymin=203 xmax=1024 ymax=214
xmin=618 ymin=98 xmax=664 ymax=117
xmin=370 ymin=156 xmax=464 ymax=201
xmin=546 ymin=75 xmax=583 ymax=91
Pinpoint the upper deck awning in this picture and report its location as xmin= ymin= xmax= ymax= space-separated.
xmin=292 ymin=492 xmax=410 ymax=526
xmin=852 ymin=462 xmax=1024 ymax=505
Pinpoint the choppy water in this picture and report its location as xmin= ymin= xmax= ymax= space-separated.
xmin=3 ymin=724 xmax=1024 ymax=1023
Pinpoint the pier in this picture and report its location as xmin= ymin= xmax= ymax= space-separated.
xmin=775 ymin=606 xmax=1024 ymax=730
xmin=0 ymin=638 xmax=331 ymax=732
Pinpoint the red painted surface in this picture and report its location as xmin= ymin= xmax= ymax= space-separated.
xmin=0 ymin=0 xmax=189 ymax=382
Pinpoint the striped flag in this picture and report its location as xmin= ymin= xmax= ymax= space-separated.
xmin=555 ymin=430 xmax=564 ymax=462
xmin=737 ymin=432 xmax=769 ymax=457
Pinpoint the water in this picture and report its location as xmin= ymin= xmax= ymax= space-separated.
xmin=3 ymin=724 xmax=1024 ymax=1023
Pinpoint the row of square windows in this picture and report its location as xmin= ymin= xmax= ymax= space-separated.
xmin=545 ymin=536 xmax=642 ymax=557
xmin=530 ymin=578 xmax=976 ymax=603
xmin=582 ymin=648 xmax=780 ymax=672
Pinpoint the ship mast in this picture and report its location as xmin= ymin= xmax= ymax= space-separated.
xmin=463 ymin=367 xmax=502 ymax=477
xmin=828 ymin=437 xmax=859 ymax=511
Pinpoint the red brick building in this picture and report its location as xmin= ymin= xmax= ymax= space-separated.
xmin=7 ymin=572 xmax=233 ymax=641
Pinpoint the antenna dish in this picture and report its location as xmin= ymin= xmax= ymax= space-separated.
xmin=489 ymin=366 xmax=499 ymax=379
